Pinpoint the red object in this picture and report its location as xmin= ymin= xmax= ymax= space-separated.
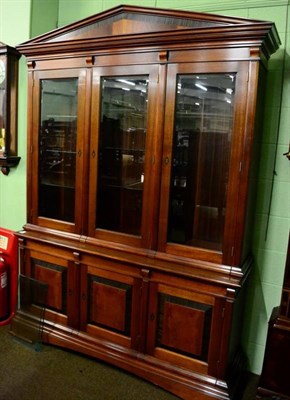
xmin=0 ymin=228 xmax=18 ymax=325
xmin=0 ymin=255 xmax=9 ymax=320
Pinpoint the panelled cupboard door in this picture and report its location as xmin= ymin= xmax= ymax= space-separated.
xmin=80 ymin=262 xmax=143 ymax=350
xmin=24 ymin=249 xmax=79 ymax=328
xmin=29 ymin=69 xmax=88 ymax=234
xmin=158 ymin=62 xmax=250 ymax=265
xmin=88 ymin=64 xmax=163 ymax=249
xmin=146 ymin=280 xmax=225 ymax=377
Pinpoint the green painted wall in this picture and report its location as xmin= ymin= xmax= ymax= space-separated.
xmin=0 ymin=0 xmax=58 ymax=230
xmin=0 ymin=0 xmax=289 ymax=376
xmin=0 ymin=0 xmax=31 ymax=230
xmin=30 ymin=0 xmax=59 ymax=38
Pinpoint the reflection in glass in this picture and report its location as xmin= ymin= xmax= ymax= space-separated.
xmin=39 ymin=78 xmax=78 ymax=222
xmin=96 ymin=76 xmax=148 ymax=235
xmin=168 ymin=74 xmax=236 ymax=251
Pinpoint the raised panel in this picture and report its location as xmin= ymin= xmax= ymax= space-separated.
xmin=32 ymin=258 xmax=67 ymax=314
xmin=157 ymin=293 xmax=212 ymax=361
xmin=34 ymin=264 xmax=63 ymax=310
xmin=88 ymin=275 xmax=132 ymax=336
xmin=161 ymin=301 xmax=205 ymax=356
xmin=91 ymin=280 xmax=127 ymax=332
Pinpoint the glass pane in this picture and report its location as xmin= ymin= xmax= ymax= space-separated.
xmin=96 ymin=76 xmax=148 ymax=235
xmin=168 ymin=73 xmax=236 ymax=251
xmin=39 ymin=78 xmax=78 ymax=222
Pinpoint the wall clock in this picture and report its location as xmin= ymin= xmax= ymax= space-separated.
xmin=0 ymin=42 xmax=21 ymax=175
xmin=0 ymin=59 xmax=5 ymax=84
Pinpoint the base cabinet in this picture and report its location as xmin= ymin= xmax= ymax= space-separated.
xmin=15 ymin=234 xmax=248 ymax=400
xmin=15 ymin=5 xmax=280 ymax=400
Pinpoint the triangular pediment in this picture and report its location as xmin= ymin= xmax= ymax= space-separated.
xmin=20 ymin=5 xmax=261 ymax=45
xmin=17 ymin=5 xmax=280 ymax=60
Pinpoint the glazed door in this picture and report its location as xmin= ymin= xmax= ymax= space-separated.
xmin=88 ymin=64 xmax=163 ymax=248
xmin=30 ymin=69 xmax=88 ymax=234
xmin=158 ymin=62 xmax=249 ymax=264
